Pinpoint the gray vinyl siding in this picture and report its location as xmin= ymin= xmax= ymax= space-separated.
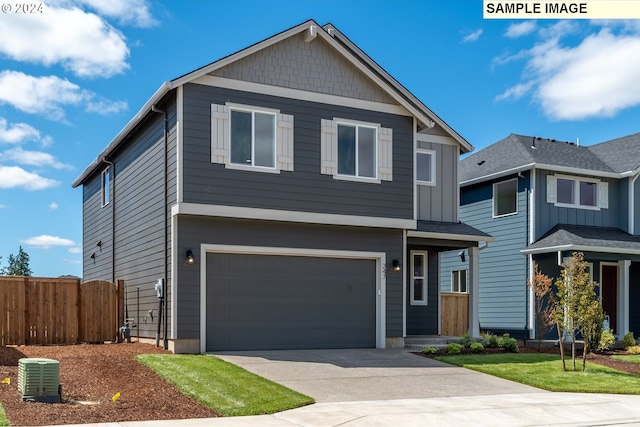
xmin=535 ymin=169 xmax=619 ymax=240
xmin=417 ymin=141 xmax=458 ymax=222
xmin=182 ymin=84 xmax=413 ymax=220
xmin=81 ymin=95 xmax=177 ymax=339
xmin=446 ymin=174 xmax=529 ymax=333
xmin=174 ymin=216 xmax=403 ymax=341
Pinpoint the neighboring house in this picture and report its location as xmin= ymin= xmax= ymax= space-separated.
xmin=441 ymin=133 xmax=640 ymax=339
xmin=72 ymin=20 xmax=492 ymax=353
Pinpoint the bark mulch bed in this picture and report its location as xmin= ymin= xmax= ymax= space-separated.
xmin=0 ymin=342 xmax=219 ymax=426
xmin=416 ymin=344 xmax=640 ymax=376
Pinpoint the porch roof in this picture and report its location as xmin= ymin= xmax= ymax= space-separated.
xmin=407 ymin=220 xmax=494 ymax=243
xmin=521 ymin=224 xmax=640 ymax=255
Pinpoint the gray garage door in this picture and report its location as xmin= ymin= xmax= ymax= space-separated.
xmin=206 ymin=252 xmax=377 ymax=351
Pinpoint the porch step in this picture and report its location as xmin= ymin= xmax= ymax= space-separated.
xmin=405 ymin=335 xmax=462 ymax=350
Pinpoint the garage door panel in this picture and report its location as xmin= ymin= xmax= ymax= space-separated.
xmin=206 ymin=252 xmax=376 ymax=351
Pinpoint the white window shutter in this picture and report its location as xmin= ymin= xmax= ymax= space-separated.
xmin=277 ymin=113 xmax=294 ymax=171
xmin=320 ymin=119 xmax=337 ymax=175
xmin=546 ymin=175 xmax=557 ymax=204
xmin=211 ymin=103 xmax=229 ymax=164
xmin=378 ymin=127 xmax=393 ymax=181
xmin=599 ymin=181 xmax=609 ymax=209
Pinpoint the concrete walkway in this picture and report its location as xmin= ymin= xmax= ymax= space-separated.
xmin=44 ymin=348 xmax=640 ymax=426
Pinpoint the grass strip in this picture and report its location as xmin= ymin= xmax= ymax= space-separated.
xmin=136 ymin=354 xmax=314 ymax=416
xmin=0 ymin=403 xmax=8 ymax=426
xmin=435 ymin=353 xmax=640 ymax=394
xmin=612 ymin=354 xmax=640 ymax=364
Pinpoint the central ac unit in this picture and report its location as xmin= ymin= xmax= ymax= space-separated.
xmin=17 ymin=358 xmax=61 ymax=403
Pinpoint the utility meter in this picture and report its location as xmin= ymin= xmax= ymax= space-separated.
xmin=155 ymin=278 xmax=164 ymax=299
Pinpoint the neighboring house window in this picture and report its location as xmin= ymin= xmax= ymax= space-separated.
xmin=211 ymin=102 xmax=294 ymax=173
xmin=416 ymin=149 xmax=436 ymax=185
xmin=410 ymin=251 xmax=428 ymax=305
xmin=493 ymin=178 xmax=517 ymax=217
xmin=101 ymin=167 xmax=110 ymax=207
xmin=320 ymin=118 xmax=393 ymax=182
xmin=547 ymin=175 xmax=608 ymax=210
xmin=452 ymin=269 xmax=468 ymax=293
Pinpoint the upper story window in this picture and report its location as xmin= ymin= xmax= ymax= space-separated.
xmin=337 ymin=123 xmax=377 ymax=178
xmin=493 ymin=178 xmax=517 ymax=217
xmin=320 ymin=118 xmax=393 ymax=183
xmin=101 ymin=167 xmax=110 ymax=207
xmin=230 ymin=109 xmax=276 ymax=168
xmin=211 ymin=102 xmax=294 ymax=173
xmin=416 ymin=149 xmax=436 ymax=186
xmin=547 ymin=174 xmax=608 ymax=210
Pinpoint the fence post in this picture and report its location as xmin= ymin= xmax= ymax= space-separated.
xmin=23 ymin=277 xmax=30 ymax=345
xmin=116 ymin=279 xmax=125 ymax=343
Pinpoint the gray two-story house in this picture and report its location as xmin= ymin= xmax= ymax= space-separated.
xmin=441 ymin=133 xmax=640 ymax=340
xmin=72 ymin=20 xmax=491 ymax=353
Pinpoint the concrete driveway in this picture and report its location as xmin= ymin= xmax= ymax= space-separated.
xmin=214 ymin=348 xmax=543 ymax=402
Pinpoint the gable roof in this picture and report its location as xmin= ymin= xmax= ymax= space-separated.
xmin=460 ymin=132 xmax=640 ymax=186
xmin=73 ymin=20 xmax=471 ymax=188
xmin=521 ymin=224 xmax=640 ymax=255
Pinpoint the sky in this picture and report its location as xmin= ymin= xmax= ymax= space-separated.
xmin=0 ymin=1 xmax=639 ymax=277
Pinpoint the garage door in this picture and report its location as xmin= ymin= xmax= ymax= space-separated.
xmin=206 ymin=252 xmax=377 ymax=351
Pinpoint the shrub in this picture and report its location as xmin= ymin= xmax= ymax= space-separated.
xmin=457 ymin=333 xmax=474 ymax=348
xmin=497 ymin=334 xmax=519 ymax=353
xmin=481 ymin=332 xmax=499 ymax=348
xmin=598 ymin=329 xmax=615 ymax=351
xmin=470 ymin=342 xmax=484 ymax=353
xmin=446 ymin=343 xmax=462 ymax=355
xmin=422 ymin=346 xmax=438 ymax=354
xmin=627 ymin=345 xmax=640 ymax=355
xmin=622 ymin=332 xmax=636 ymax=349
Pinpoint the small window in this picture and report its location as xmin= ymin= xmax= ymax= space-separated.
xmin=493 ymin=178 xmax=517 ymax=217
xmin=452 ymin=270 xmax=468 ymax=293
xmin=230 ymin=109 xmax=276 ymax=168
xmin=417 ymin=150 xmax=435 ymax=185
xmin=548 ymin=175 xmax=603 ymax=209
xmin=337 ymin=123 xmax=377 ymax=178
xmin=580 ymin=181 xmax=597 ymax=207
xmin=101 ymin=167 xmax=110 ymax=207
xmin=410 ymin=251 xmax=428 ymax=305
xmin=557 ymin=178 xmax=574 ymax=205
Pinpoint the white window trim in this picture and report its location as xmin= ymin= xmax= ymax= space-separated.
xmin=101 ymin=167 xmax=110 ymax=207
xmin=452 ymin=269 xmax=468 ymax=293
xmin=492 ymin=178 xmax=518 ymax=218
xmin=551 ymin=174 xmax=602 ymax=211
xmin=335 ymin=119 xmax=379 ymax=182
xmin=410 ymin=250 xmax=428 ymax=306
xmin=416 ymin=149 xmax=436 ymax=186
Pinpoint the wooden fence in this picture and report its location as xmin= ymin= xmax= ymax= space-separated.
xmin=441 ymin=292 xmax=469 ymax=336
xmin=0 ymin=277 xmax=124 ymax=346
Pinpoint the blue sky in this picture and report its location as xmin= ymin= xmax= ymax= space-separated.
xmin=0 ymin=1 xmax=639 ymax=277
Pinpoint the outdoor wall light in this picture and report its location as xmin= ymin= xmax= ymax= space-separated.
xmin=392 ymin=259 xmax=401 ymax=272
xmin=459 ymin=251 xmax=466 ymax=263
xmin=96 ymin=240 xmax=102 ymax=247
xmin=186 ymin=249 xmax=195 ymax=264
xmin=90 ymin=252 xmax=96 ymax=259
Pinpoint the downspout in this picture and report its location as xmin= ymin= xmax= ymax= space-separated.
xmin=103 ymin=158 xmax=116 ymax=283
xmin=151 ymin=103 xmax=170 ymax=350
xmin=630 ymin=173 xmax=639 ymax=235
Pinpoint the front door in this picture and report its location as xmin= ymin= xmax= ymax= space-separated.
xmin=601 ymin=264 xmax=618 ymax=333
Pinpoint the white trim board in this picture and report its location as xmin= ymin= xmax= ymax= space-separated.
xmin=199 ymin=244 xmax=386 ymax=353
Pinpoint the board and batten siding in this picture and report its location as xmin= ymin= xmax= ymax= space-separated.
xmin=535 ymin=169 xmax=619 ymax=240
xmin=416 ymin=140 xmax=459 ymax=222
xmin=181 ymin=83 xmax=414 ymax=220
xmin=174 ymin=216 xmax=404 ymax=342
xmin=441 ymin=174 xmax=529 ymax=334
xmin=81 ymin=96 xmax=177 ymax=339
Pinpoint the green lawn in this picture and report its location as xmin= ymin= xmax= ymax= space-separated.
xmin=135 ymin=354 xmax=314 ymax=416
xmin=0 ymin=403 xmax=8 ymax=426
xmin=436 ymin=353 xmax=640 ymax=394
xmin=612 ymin=354 xmax=640 ymax=364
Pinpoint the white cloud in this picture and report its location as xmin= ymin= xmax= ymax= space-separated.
xmin=0 ymin=71 xmax=127 ymax=120
xmin=49 ymin=202 xmax=59 ymax=210
xmin=505 ymin=21 xmax=536 ymax=38
xmin=0 ymin=118 xmax=41 ymax=144
xmin=76 ymin=0 xmax=157 ymax=28
xmin=462 ymin=29 xmax=483 ymax=43
xmin=0 ymin=165 xmax=60 ymax=190
xmin=68 ymin=247 xmax=82 ymax=254
xmin=21 ymin=234 xmax=76 ymax=249
xmin=85 ymin=99 xmax=129 ymax=115
xmin=0 ymin=204 xmax=5 ymax=209
xmin=495 ymin=25 xmax=640 ymax=120
xmin=0 ymin=4 xmax=129 ymax=78
xmin=0 ymin=147 xmax=72 ymax=169
xmin=63 ymin=259 xmax=82 ymax=264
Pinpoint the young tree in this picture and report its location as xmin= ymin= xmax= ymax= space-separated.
xmin=553 ymin=252 xmax=602 ymax=371
xmin=527 ymin=264 xmax=556 ymax=350
xmin=1 ymin=246 xmax=33 ymax=276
